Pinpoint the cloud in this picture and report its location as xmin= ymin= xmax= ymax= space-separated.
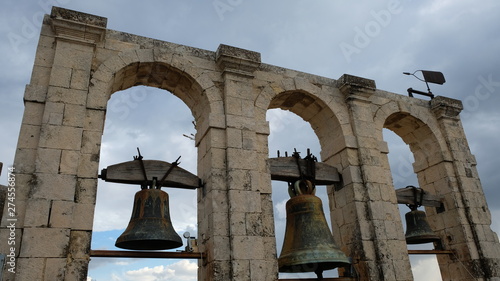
xmin=122 ymin=260 xmax=197 ymax=281
xmin=411 ymin=256 xmax=442 ymax=281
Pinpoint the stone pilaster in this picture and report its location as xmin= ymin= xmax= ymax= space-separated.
xmin=336 ymin=74 xmax=413 ymax=281
xmin=209 ymin=45 xmax=277 ymax=280
xmin=1 ymin=7 xmax=107 ymax=281
xmin=430 ymin=96 xmax=500 ymax=280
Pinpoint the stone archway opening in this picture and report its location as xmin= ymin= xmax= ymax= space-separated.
xmin=266 ymin=89 xmax=347 ymax=279
xmin=383 ymin=112 xmax=446 ymax=281
xmin=87 ymin=86 xmax=198 ymax=281
xmin=267 ymin=108 xmax=342 ymax=279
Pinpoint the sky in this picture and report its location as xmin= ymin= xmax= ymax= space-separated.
xmin=1 ymin=0 xmax=499 ymax=280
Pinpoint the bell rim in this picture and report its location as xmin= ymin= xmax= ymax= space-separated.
xmin=405 ymin=235 xmax=441 ymax=244
xmin=278 ymin=249 xmax=351 ymax=273
xmin=115 ymin=238 xmax=183 ymax=250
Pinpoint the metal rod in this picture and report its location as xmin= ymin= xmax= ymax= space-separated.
xmin=90 ymin=250 xmax=205 ymax=259
xmin=408 ymin=249 xmax=453 ymax=255
xmin=156 ymin=156 xmax=181 ymax=189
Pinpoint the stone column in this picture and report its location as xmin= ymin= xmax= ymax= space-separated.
xmin=0 ymin=7 xmax=106 ymax=280
xmin=429 ymin=96 xmax=500 ymax=280
xmin=335 ymin=75 xmax=413 ymax=281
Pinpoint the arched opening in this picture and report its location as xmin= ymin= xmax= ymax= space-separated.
xmin=266 ymin=90 xmax=346 ymax=279
xmin=87 ymin=86 xmax=198 ymax=281
xmin=268 ymin=108 xmax=340 ymax=279
xmin=383 ymin=112 xmax=444 ymax=281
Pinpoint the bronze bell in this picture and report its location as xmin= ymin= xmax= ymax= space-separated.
xmin=405 ymin=209 xmax=440 ymax=244
xmin=278 ymin=180 xmax=351 ymax=275
xmin=115 ymin=188 xmax=183 ymax=250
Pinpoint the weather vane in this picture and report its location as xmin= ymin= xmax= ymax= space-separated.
xmin=403 ymin=70 xmax=445 ymax=99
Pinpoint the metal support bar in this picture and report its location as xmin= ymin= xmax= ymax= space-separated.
xmin=407 ymin=87 xmax=434 ymax=99
xmin=90 ymin=250 xmax=205 ymax=259
xmin=278 ymin=277 xmax=356 ymax=281
xmin=408 ymin=249 xmax=453 ymax=255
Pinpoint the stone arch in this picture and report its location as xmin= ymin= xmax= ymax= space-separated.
xmin=89 ymin=48 xmax=221 ymax=126
xmin=267 ymin=89 xmax=346 ymax=163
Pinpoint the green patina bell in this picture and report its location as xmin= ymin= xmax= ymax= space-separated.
xmin=115 ymin=188 xmax=183 ymax=250
xmin=278 ymin=180 xmax=351 ymax=275
xmin=405 ymin=209 xmax=440 ymax=244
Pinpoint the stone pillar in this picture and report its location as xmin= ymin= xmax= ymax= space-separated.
xmin=334 ymin=75 xmax=413 ymax=281
xmin=429 ymin=96 xmax=500 ymax=280
xmin=0 ymin=7 xmax=106 ymax=280
xmin=210 ymin=44 xmax=276 ymax=280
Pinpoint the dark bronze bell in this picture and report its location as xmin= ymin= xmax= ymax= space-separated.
xmin=115 ymin=188 xmax=183 ymax=250
xmin=404 ymin=209 xmax=440 ymax=244
xmin=278 ymin=180 xmax=350 ymax=275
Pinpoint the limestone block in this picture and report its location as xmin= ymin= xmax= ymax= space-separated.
xmin=53 ymin=40 xmax=94 ymax=70
xmin=81 ymin=130 xmax=102 ymax=155
xmin=205 ymin=148 xmax=227 ymax=170
xmin=392 ymin=259 xmax=414 ymax=280
xmin=39 ymin=124 xmax=83 ymax=150
xmin=209 ymin=235 xmax=231 ymax=261
xmin=22 ymin=198 xmax=51 ymax=227
xmin=42 ymin=102 xmax=64 ymax=125
xmin=34 ymin=35 xmax=56 ymax=68
xmin=231 ymin=236 xmax=264 ymax=260
xmin=70 ymin=68 xmax=90 ymax=90
xmin=225 ymin=115 xmax=255 ymax=131
xmin=68 ymin=230 xmax=91 ymax=258
xmin=84 ymin=108 xmax=106 ymax=132
xmin=203 ymin=127 xmax=226 ymax=150
xmin=62 ymin=104 xmax=86 ymax=127
xmin=35 ymin=148 xmax=61 ymax=173
xmin=64 ymin=258 xmax=90 ymax=281
xmin=342 ymin=165 xmax=363 ymax=185
xmin=19 ymin=228 xmax=70 ymax=257
xmin=49 ymin=65 xmax=72 ymax=88
xmin=13 ymin=148 xmax=37 ymax=174
xmin=228 ymin=190 xmax=261 ymax=213
xmin=16 ymin=124 xmax=41 ymax=149
xmin=77 ymin=153 xmax=99 ymax=178
xmin=24 ymin=84 xmax=48 ymax=103
xmin=22 ymin=101 xmax=45 ymax=126
xmin=203 ymin=189 xmax=229 ymax=215
xmin=86 ymin=81 xmax=111 ymax=110
xmin=226 ymin=127 xmax=242 ymax=149
xmin=228 ymin=169 xmax=251 ymax=191
xmin=75 ymin=178 xmax=97 ymax=204
xmin=241 ymin=129 xmax=255 ymax=150
xmin=60 ymin=149 xmax=80 ymax=175
xmin=47 ymin=86 xmax=88 ymax=106
xmin=92 ymin=59 xmax=114 ymax=82
xmin=208 ymin=212 xmax=229 ymax=236
xmin=49 ymin=200 xmax=74 ymax=228
xmin=31 ymin=173 xmax=76 ymax=201
xmin=231 ymin=260 xmax=250 ymax=281
xmin=230 ymin=212 xmax=247 ymax=236
xmin=262 ymin=236 xmax=278 ymax=260
xmin=244 ymin=212 xmax=264 ymax=237
xmin=71 ymin=203 xmax=95 ymax=230
xmin=14 ymin=257 xmax=45 ymax=281
xmin=30 ymin=65 xmax=52 ymax=87
xmin=44 ymin=258 xmax=67 ymax=280
xmin=251 ymin=259 xmax=278 ymax=281
xmin=226 ymin=148 xmax=256 ymax=170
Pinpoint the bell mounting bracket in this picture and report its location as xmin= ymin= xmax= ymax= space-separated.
xmin=98 ymin=147 xmax=202 ymax=190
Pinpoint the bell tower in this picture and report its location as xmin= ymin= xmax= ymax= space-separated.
xmin=1 ymin=6 xmax=499 ymax=281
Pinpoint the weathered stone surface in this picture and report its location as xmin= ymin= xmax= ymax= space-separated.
xmin=19 ymin=228 xmax=70 ymax=257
